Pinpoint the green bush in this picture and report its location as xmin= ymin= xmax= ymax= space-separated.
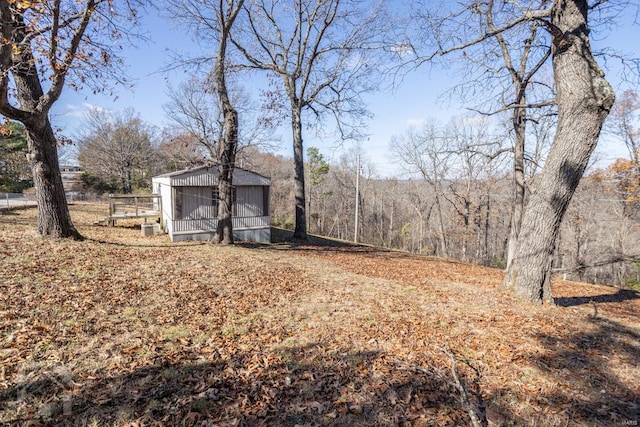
xmin=0 ymin=179 xmax=32 ymax=193
xmin=625 ymin=260 xmax=640 ymax=291
xmin=625 ymin=278 xmax=640 ymax=291
xmin=81 ymin=172 xmax=119 ymax=195
xmin=491 ymin=255 xmax=507 ymax=270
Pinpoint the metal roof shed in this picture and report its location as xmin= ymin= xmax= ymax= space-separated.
xmin=152 ymin=165 xmax=271 ymax=243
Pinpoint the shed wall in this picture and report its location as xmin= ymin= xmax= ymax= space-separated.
xmin=152 ymin=178 xmax=174 ymax=234
xmin=235 ymin=186 xmax=268 ymax=217
xmin=171 ymin=216 xmax=271 ymax=243
xmin=152 ymin=167 xmax=271 ymax=244
xmin=177 ymin=187 xmax=216 ymax=220
xmin=171 ymin=228 xmax=271 ymax=243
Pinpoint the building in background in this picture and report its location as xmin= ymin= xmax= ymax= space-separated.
xmin=60 ymin=165 xmax=85 ymax=199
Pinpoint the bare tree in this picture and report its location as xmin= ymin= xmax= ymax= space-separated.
xmin=554 ymin=168 xmax=640 ymax=288
xmin=400 ymin=0 xmax=617 ymax=303
xmin=391 ymin=116 xmax=509 ymax=261
xmin=404 ymin=0 xmax=558 ymax=270
xmin=232 ymin=0 xmax=385 ymax=239
xmin=163 ymin=77 xmax=275 ymax=163
xmin=503 ymin=0 xmax=615 ymax=304
xmin=77 ymin=108 xmax=155 ymax=194
xmin=164 ymin=78 xmax=224 ymax=160
xmin=445 ymin=117 xmax=502 ymax=262
xmin=165 ymin=0 xmax=247 ymax=244
xmin=523 ymin=107 xmax=555 ymax=179
xmin=213 ymin=0 xmax=245 ymax=244
xmin=0 ymin=0 xmax=142 ymax=238
xmin=156 ymin=130 xmax=209 ymax=172
xmin=391 ymin=121 xmax=453 ymax=258
xmin=608 ymin=90 xmax=640 ymax=172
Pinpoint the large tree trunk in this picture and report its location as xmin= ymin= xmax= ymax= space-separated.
xmin=10 ymin=38 xmax=80 ymax=239
xmin=25 ymin=117 xmax=81 ymax=239
xmin=292 ymin=106 xmax=308 ymax=240
xmin=120 ymin=165 xmax=133 ymax=194
xmin=216 ymin=108 xmax=238 ymax=245
xmin=504 ymin=0 xmax=615 ymax=304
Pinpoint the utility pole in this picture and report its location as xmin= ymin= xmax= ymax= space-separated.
xmin=354 ymin=153 xmax=360 ymax=243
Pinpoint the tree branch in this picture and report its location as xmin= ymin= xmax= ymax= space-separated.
xmin=394 ymin=347 xmax=487 ymax=427
xmin=413 ymin=5 xmax=552 ymax=66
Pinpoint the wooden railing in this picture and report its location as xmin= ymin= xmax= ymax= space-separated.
xmin=105 ymin=194 xmax=161 ymax=226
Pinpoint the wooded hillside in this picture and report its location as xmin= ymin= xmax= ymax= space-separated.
xmin=242 ymin=147 xmax=640 ymax=290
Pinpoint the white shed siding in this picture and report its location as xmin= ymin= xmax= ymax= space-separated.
xmin=235 ymin=186 xmax=266 ymax=217
xmin=173 ymin=216 xmax=269 ymax=233
xmin=153 ymin=177 xmax=174 ymax=235
xmin=177 ymin=187 xmax=216 ymax=220
xmin=174 ymin=219 xmax=216 ymax=233
xmin=234 ymin=215 xmax=270 ymax=229
xmin=155 ymin=166 xmax=270 ymax=187
xmin=152 ymin=165 xmax=271 ymax=243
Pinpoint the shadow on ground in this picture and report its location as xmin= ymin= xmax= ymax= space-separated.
xmin=554 ymin=289 xmax=640 ymax=307
xmin=489 ymin=316 xmax=640 ymax=426
xmin=268 ymin=227 xmax=356 ymax=248
xmin=1 ymin=344 xmax=474 ymax=426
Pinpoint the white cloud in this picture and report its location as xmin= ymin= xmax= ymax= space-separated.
xmin=404 ymin=118 xmax=426 ymax=127
xmin=63 ymin=103 xmax=112 ymax=118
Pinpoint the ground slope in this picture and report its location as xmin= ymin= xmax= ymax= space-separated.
xmin=0 ymin=203 xmax=638 ymax=426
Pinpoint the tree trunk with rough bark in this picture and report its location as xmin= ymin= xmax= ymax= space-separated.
xmin=504 ymin=0 xmax=615 ymax=304
xmin=7 ymin=23 xmax=80 ymax=239
xmin=505 ymin=105 xmax=526 ymax=270
xmin=25 ymin=116 xmax=80 ymax=239
xmin=434 ymin=191 xmax=449 ymax=258
xmin=216 ymin=108 xmax=238 ymax=245
xmin=212 ymin=0 xmax=244 ymax=245
xmin=292 ymin=106 xmax=307 ymax=240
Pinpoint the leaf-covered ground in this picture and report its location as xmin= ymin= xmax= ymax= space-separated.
xmin=0 ymin=203 xmax=638 ymax=426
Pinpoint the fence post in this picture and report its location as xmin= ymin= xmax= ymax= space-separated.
xmin=108 ymin=197 xmax=115 ymax=227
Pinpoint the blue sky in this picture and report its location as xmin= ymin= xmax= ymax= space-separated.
xmin=52 ymin=5 xmax=640 ymax=177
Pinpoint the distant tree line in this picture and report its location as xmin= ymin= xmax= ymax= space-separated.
xmin=241 ymin=130 xmax=640 ymax=290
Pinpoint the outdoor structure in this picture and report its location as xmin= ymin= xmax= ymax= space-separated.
xmin=94 ymin=194 xmax=161 ymax=227
xmin=60 ymin=165 xmax=84 ymax=197
xmin=152 ymin=165 xmax=271 ymax=243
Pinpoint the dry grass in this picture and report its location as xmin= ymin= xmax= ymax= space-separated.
xmin=0 ymin=202 xmax=638 ymax=426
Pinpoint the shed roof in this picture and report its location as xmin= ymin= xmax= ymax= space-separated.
xmin=152 ymin=165 xmax=270 ymax=187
